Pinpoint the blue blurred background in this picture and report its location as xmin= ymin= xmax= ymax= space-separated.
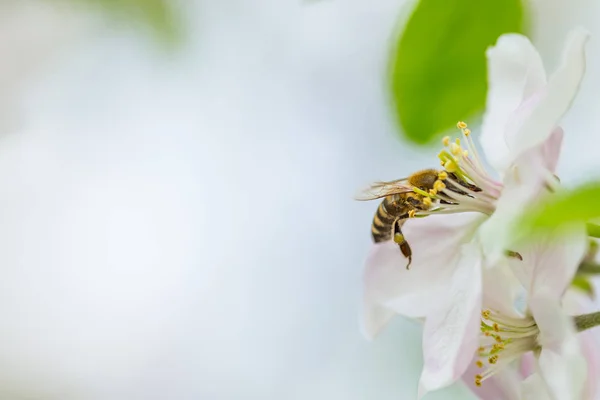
xmin=0 ymin=1 xmax=598 ymax=399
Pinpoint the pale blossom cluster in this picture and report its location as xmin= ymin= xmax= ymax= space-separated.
xmin=361 ymin=28 xmax=600 ymax=399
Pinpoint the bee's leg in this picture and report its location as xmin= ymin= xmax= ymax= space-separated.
xmin=393 ymin=219 xmax=412 ymax=269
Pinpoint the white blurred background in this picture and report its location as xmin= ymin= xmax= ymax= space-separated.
xmin=0 ymin=1 xmax=598 ymax=399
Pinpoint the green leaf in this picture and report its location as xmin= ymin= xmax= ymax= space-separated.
xmin=390 ymin=0 xmax=525 ymax=144
xmin=519 ymin=182 xmax=600 ymax=235
xmin=571 ymin=275 xmax=595 ymax=297
xmin=587 ymin=223 xmax=600 ymax=238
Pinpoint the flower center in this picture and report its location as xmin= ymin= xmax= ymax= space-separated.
xmin=413 ymin=122 xmax=503 ymax=217
xmin=474 ymin=309 xmax=540 ymax=387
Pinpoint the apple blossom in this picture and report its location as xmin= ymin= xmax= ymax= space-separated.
xmin=361 ymin=27 xmax=591 ymax=398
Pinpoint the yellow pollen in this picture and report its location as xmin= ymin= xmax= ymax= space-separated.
xmin=433 ymin=180 xmax=446 ymax=192
xmin=437 ymin=171 xmax=448 ymax=180
xmin=494 ymin=335 xmax=503 ymax=343
xmin=393 ymin=233 xmax=404 ymax=244
xmin=488 ymin=355 xmax=498 ymax=364
xmin=481 ymin=310 xmax=491 ymax=319
xmin=450 ymin=143 xmax=462 ymax=156
xmin=440 ymin=160 xmax=446 ymax=166
xmin=475 ymin=380 xmax=482 ymax=387
xmin=455 ymin=138 xmax=460 ymax=145
xmin=457 ymin=121 xmax=467 ymax=129
xmin=463 ymin=128 xmax=471 ymax=136
xmin=422 ymin=197 xmax=432 ymax=207
xmin=442 ymin=136 xmax=450 ymax=146
xmin=493 ymin=323 xmax=500 ymax=332
xmin=476 ymin=360 xmax=483 ymax=368
xmin=443 ymin=160 xmax=457 ymax=172
xmin=408 ymin=210 xmax=416 ymax=218
xmin=492 ymin=343 xmax=504 ymax=351
xmin=428 ymin=189 xmax=437 ymax=196
xmin=478 ymin=346 xmax=485 ymax=353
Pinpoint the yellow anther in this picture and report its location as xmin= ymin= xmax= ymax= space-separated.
xmin=433 ymin=180 xmax=446 ymax=192
xmin=484 ymin=331 xmax=491 ymax=337
xmin=393 ymin=233 xmax=404 ymax=244
xmin=455 ymin=138 xmax=461 ymax=145
xmin=478 ymin=346 xmax=485 ymax=353
xmin=443 ymin=160 xmax=457 ymax=173
xmin=463 ymin=150 xmax=469 ymax=157
xmin=440 ymin=160 xmax=446 ymax=166
xmin=494 ymin=336 xmax=503 ymax=343
xmin=475 ymin=374 xmax=483 ymax=380
xmin=493 ymin=343 xmax=505 ymax=351
xmin=428 ymin=189 xmax=437 ymax=196
xmin=463 ymin=128 xmax=471 ymax=136
xmin=476 ymin=360 xmax=483 ymax=368
xmin=442 ymin=136 xmax=451 ymax=146
xmin=475 ymin=380 xmax=482 ymax=387
xmin=450 ymin=143 xmax=462 ymax=156
xmin=493 ymin=323 xmax=500 ymax=332
xmin=422 ymin=197 xmax=432 ymax=207
xmin=481 ymin=310 xmax=491 ymax=319
xmin=488 ymin=355 xmax=498 ymax=364
xmin=457 ymin=121 xmax=467 ymax=129
xmin=437 ymin=171 xmax=448 ymax=180
xmin=408 ymin=210 xmax=416 ymax=218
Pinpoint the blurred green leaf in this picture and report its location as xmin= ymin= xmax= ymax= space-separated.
xmin=587 ymin=223 xmax=600 ymax=238
xmin=571 ymin=275 xmax=595 ymax=297
xmin=62 ymin=0 xmax=181 ymax=45
xmin=390 ymin=0 xmax=524 ymax=144
xmin=519 ymin=182 xmax=600 ymax=234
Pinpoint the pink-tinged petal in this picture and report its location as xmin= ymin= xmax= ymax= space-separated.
xmin=478 ymin=160 xmax=544 ymax=265
xmin=530 ymin=290 xmax=586 ymax=400
xmin=563 ymin=289 xmax=600 ymax=400
xmin=520 ymin=352 xmax=535 ymax=379
xmin=521 ymin=373 xmax=553 ymax=400
xmin=578 ymin=328 xmax=600 ymax=400
xmin=418 ymin=243 xmax=482 ymax=397
xmin=509 ymin=224 xmax=586 ymax=300
xmin=533 ymin=127 xmax=563 ymax=174
xmin=361 ymin=213 xmax=485 ymax=339
xmin=463 ymin=359 xmax=521 ymax=400
xmin=481 ymin=34 xmax=546 ymax=173
xmin=478 ymin=129 xmax=572 ymax=267
xmin=505 ymin=28 xmax=589 ymax=163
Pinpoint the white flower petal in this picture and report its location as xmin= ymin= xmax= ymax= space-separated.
xmin=361 ymin=213 xmax=485 ymax=339
xmin=482 ymin=259 xmax=524 ymax=319
xmin=509 ymin=224 xmax=586 ymax=300
xmin=532 ymin=126 xmax=564 ymax=174
xmin=418 ymin=243 xmax=482 ymax=396
xmin=521 ymin=373 xmax=553 ymax=400
xmin=481 ymin=33 xmax=546 ymax=173
xmin=478 ymin=128 xmax=567 ymax=266
xmin=530 ymin=290 xmax=586 ymax=400
xmin=505 ymin=28 xmax=589 ymax=162
xmin=563 ymin=289 xmax=600 ymax=400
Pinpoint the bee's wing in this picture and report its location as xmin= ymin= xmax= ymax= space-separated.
xmin=355 ymin=180 xmax=413 ymax=201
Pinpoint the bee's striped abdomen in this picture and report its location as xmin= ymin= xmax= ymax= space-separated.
xmin=371 ymin=196 xmax=402 ymax=243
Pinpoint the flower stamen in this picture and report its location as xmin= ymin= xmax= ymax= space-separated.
xmin=474 ymin=309 xmax=540 ymax=387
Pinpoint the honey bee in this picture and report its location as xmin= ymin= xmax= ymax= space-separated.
xmin=357 ymin=169 xmax=482 ymax=269
xmin=356 ymin=169 xmax=440 ymax=269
